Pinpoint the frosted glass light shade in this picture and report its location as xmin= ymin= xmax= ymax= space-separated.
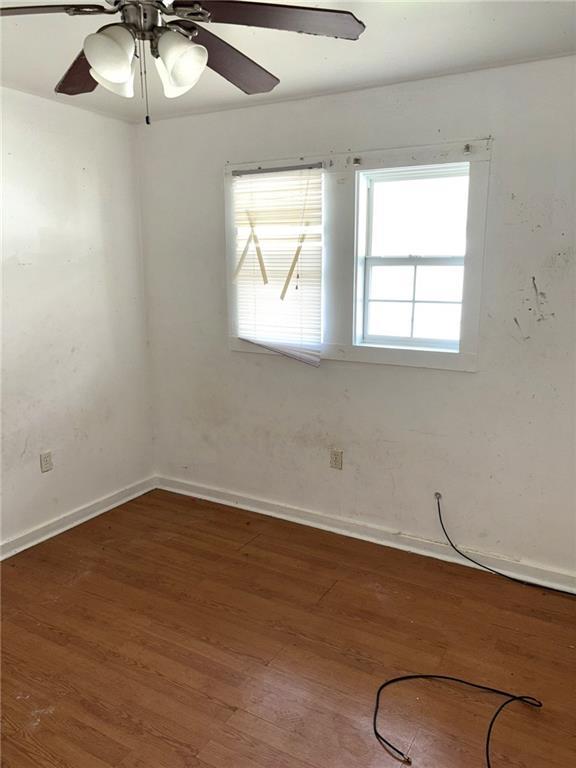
xmin=154 ymin=56 xmax=193 ymax=99
xmin=90 ymin=60 xmax=136 ymax=98
xmin=157 ymin=31 xmax=208 ymax=89
xmin=84 ymin=25 xmax=135 ymax=84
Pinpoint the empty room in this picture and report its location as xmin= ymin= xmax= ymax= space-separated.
xmin=1 ymin=1 xmax=575 ymax=766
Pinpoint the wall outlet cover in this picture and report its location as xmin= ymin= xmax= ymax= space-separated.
xmin=330 ymin=449 xmax=343 ymax=470
xmin=40 ymin=451 xmax=53 ymax=473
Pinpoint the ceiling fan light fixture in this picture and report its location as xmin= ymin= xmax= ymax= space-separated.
xmin=83 ymin=24 xmax=135 ymax=84
xmin=90 ymin=59 xmax=136 ymax=98
xmin=154 ymin=56 xmax=193 ymax=99
xmin=157 ymin=30 xmax=208 ymax=89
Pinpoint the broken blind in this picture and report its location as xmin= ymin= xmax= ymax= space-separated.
xmin=231 ymin=165 xmax=323 ymax=362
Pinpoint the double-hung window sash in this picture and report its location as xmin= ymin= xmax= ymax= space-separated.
xmin=230 ymin=165 xmax=323 ymax=365
xmin=358 ymin=162 xmax=470 ymax=352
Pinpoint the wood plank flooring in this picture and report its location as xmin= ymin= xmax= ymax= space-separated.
xmin=2 ymin=490 xmax=575 ymax=767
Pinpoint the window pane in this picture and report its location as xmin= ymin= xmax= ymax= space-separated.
xmin=415 ymin=265 xmax=464 ymax=302
xmin=370 ymin=173 xmax=469 ymax=256
xmin=413 ymin=303 xmax=462 ymax=341
xmin=370 ymin=265 xmax=414 ymax=300
xmin=368 ymin=301 xmax=412 ymax=337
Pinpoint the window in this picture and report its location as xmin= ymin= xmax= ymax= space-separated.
xmin=227 ymin=140 xmax=490 ymax=371
xmin=357 ymin=163 xmax=469 ymax=352
xmin=228 ymin=165 xmax=323 ymax=362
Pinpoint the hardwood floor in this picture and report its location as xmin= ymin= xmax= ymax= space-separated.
xmin=2 ymin=490 xmax=575 ymax=767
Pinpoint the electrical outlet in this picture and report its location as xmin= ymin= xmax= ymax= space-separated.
xmin=40 ymin=451 xmax=53 ymax=473
xmin=329 ymin=449 xmax=343 ymax=470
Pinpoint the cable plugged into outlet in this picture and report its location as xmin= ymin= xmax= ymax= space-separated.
xmin=434 ymin=491 xmax=573 ymax=595
xmin=329 ymin=449 xmax=343 ymax=470
xmin=40 ymin=451 xmax=53 ymax=473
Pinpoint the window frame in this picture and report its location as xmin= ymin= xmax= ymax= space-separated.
xmin=357 ymin=161 xmax=470 ymax=353
xmin=225 ymin=139 xmax=491 ymax=371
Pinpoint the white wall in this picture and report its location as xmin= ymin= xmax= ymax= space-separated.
xmin=1 ymin=88 xmax=152 ymax=548
xmin=139 ymin=57 xmax=575 ymax=580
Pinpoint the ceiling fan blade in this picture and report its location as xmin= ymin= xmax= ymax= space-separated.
xmin=170 ymin=21 xmax=279 ymax=94
xmin=55 ymin=51 xmax=98 ymax=95
xmin=0 ymin=4 xmax=112 ymax=16
xmin=172 ymin=1 xmax=365 ymax=40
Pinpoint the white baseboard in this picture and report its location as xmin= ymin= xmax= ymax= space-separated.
xmin=0 ymin=477 xmax=156 ymax=560
xmin=3 ymin=473 xmax=574 ymax=594
xmin=155 ymin=475 xmax=576 ymax=595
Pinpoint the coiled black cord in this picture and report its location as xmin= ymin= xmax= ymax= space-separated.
xmin=435 ymin=491 xmax=574 ymax=595
xmin=373 ymin=674 xmax=542 ymax=766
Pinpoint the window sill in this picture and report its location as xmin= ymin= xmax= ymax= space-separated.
xmin=323 ymin=343 xmax=477 ymax=371
xmin=230 ymin=338 xmax=478 ymax=372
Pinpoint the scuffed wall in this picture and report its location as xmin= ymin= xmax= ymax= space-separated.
xmin=139 ymin=57 xmax=575 ymax=577
xmin=1 ymin=88 xmax=152 ymax=544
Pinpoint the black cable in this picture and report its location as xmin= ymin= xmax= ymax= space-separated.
xmin=373 ymin=674 xmax=542 ymax=766
xmin=435 ymin=492 xmax=574 ymax=596
xmin=483 ymin=694 xmax=541 ymax=767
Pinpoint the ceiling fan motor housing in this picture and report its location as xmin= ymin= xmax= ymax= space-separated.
xmin=119 ymin=1 xmax=163 ymax=40
xmin=110 ymin=0 xmax=209 ymax=38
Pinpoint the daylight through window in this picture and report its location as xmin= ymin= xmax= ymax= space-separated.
xmin=356 ymin=162 xmax=470 ymax=352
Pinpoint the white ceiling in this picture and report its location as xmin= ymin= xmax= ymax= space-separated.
xmin=1 ymin=1 xmax=575 ymax=122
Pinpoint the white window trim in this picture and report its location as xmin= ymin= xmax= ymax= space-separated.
xmin=225 ymin=139 xmax=491 ymax=372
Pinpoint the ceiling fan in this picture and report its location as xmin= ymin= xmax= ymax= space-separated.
xmin=0 ymin=1 xmax=365 ymax=106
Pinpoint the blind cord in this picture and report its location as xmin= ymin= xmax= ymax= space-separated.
xmin=373 ymin=674 xmax=542 ymax=766
xmin=435 ymin=492 xmax=574 ymax=596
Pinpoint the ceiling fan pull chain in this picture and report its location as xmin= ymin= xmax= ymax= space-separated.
xmin=138 ymin=3 xmax=151 ymax=124
xmin=143 ymin=46 xmax=151 ymax=124
xmin=137 ymin=39 xmax=144 ymax=99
